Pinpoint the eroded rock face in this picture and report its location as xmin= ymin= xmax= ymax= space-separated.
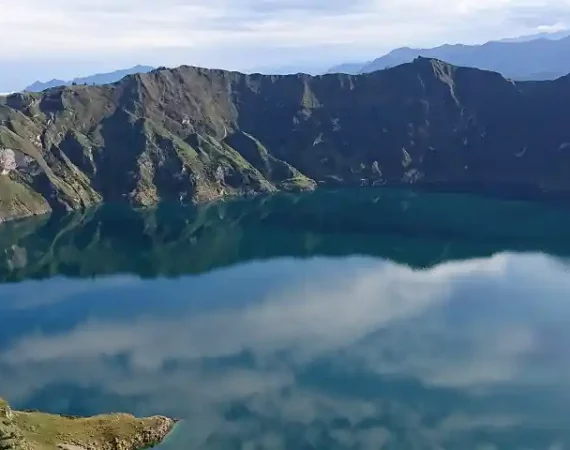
xmin=0 ymin=149 xmax=16 ymax=175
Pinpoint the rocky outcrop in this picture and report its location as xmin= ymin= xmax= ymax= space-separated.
xmin=0 ymin=399 xmax=175 ymax=450
xmin=54 ymin=415 xmax=175 ymax=450
xmin=0 ymin=400 xmax=25 ymax=450
xmin=0 ymin=149 xmax=16 ymax=175
xmin=2 ymin=57 xmax=570 ymax=222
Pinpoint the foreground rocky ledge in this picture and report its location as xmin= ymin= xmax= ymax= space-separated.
xmin=0 ymin=398 xmax=175 ymax=450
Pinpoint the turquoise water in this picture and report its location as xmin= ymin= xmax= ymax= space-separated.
xmin=2 ymin=189 xmax=570 ymax=449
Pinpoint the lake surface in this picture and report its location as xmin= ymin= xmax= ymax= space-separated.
xmin=2 ymin=188 xmax=570 ymax=449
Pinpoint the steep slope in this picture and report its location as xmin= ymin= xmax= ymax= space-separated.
xmin=2 ymin=58 xmax=570 ymax=222
xmin=329 ymin=36 xmax=570 ymax=80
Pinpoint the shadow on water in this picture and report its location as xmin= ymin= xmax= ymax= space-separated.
xmin=2 ymin=187 xmax=570 ymax=282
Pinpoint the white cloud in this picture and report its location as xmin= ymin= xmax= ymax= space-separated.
xmin=1 ymin=0 xmax=570 ymax=91
xmin=1 ymin=0 xmax=570 ymax=66
xmin=3 ymin=253 xmax=570 ymax=396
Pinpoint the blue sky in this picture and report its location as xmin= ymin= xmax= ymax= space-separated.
xmin=1 ymin=0 xmax=569 ymax=91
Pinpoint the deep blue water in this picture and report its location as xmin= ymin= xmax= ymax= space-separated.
xmin=2 ymin=189 xmax=570 ymax=449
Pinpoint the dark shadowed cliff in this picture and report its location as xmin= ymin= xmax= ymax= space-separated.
xmin=1 ymin=57 xmax=570 ymax=222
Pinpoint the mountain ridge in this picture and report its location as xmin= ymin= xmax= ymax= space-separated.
xmin=2 ymin=57 xmax=570 ymax=223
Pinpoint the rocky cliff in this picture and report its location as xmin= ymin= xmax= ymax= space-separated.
xmin=2 ymin=57 xmax=570 ymax=222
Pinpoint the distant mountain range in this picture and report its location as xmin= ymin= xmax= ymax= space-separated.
xmin=498 ymin=29 xmax=570 ymax=43
xmin=328 ymin=32 xmax=570 ymax=80
xmin=24 ymin=65 xmax=154 ymax=92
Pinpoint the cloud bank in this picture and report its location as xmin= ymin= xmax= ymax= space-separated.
xmin=1 ymin=0 xmax=570 ymax=90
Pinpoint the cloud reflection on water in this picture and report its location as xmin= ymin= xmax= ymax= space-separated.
xmin=1 ymin=252 xmax=570 ymax=448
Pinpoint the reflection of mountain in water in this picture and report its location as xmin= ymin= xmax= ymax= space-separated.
xmin=2 ymin=188 xmax=570 ymax=281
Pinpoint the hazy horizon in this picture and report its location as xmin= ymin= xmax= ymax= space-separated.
xmin=2 ymin=0 xmax=570 ymax=91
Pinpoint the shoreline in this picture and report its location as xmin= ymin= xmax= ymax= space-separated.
xmin=3 ymin=181 xmax=570 ymax=226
